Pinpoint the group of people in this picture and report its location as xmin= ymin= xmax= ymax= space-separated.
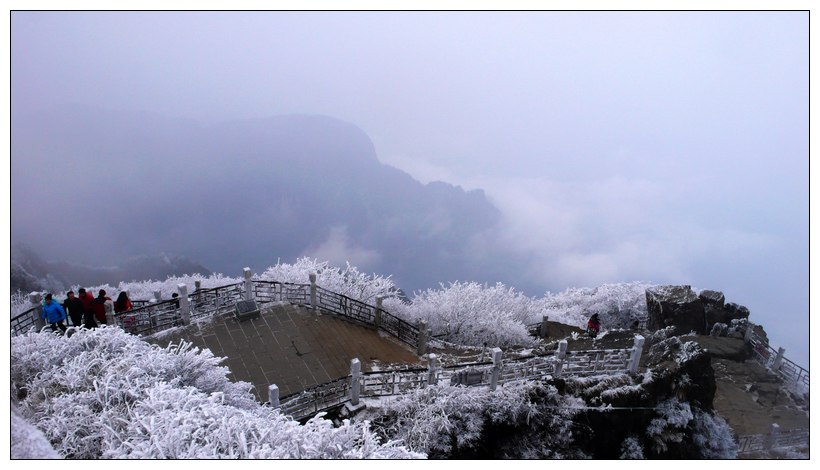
xmin=41 ymin=288 xmax=133 ymax=333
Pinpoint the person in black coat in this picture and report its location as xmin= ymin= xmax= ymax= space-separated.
xmin=62 ymin=290 xmax=85 ymax=327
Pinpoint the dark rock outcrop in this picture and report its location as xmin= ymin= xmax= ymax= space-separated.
xmin=724 ymin=302 xmax=751 ymax=321
xmin=701 ymin=290 xmax=728 ymax=327
xmin=646 ymin=286 xmax=753 ymax=335
xmin=688 ymin=335 xmax=750 ymax=362
xmin=646 ymin=285 xmax=706 ymax=334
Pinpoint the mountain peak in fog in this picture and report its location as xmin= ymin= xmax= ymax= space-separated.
xmin=12 ymin=106 xmax=518 ymax=293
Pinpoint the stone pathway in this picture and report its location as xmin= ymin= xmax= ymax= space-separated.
xmin=147 ymin=303 xmax=422 ymax=401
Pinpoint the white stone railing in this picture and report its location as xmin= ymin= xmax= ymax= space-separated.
xmin=736 ymin=424 xmax=809 ymax=455
xmin=274 ymin=336 xmax=646 ymax=420
xmin=12 ymin=267 xmax=427 ymax=353
xmin=743 ymin=321 xmax=809 ymax=391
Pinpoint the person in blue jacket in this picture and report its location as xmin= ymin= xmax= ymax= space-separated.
xmin=42 ymin=293 xmax=68 ymax=333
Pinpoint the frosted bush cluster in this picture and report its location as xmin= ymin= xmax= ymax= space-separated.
xmin=385 ymin=281 xmax=539 ymax=348
xmin=258 ymin=258 xmax=399 ymax=304
xmin=541 ymin=282 xmax=654 ymax=330
xmin=645 ymin=398 xmax=737 ymax=458
xmin=691 ymin=409 xmax=738 ymax=459
xmin=646 ymin=398 xmax=694 ymax=453
xmin=11 ymin=327 xmax=422 ymax=459
xmin=619 ymin=436 xmax=645 ymax=459
xmin=11 ymin=290 xmax=32 ymax=316
xmin=362 ymin=380 xmax=584 ymax=458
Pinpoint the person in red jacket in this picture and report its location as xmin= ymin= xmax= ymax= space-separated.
xmin=78 ymin=288 xmax=97 ymax=329
xmin=114 ymin=292 xmax=132 ymax=313
xmin=91 ymin=289 xmax=112 ymax=325
xmin=587 ymin=313 xmax=601 ymax=338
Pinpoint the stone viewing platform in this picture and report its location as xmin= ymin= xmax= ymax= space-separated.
xmin=147 ymin=302 xmax=423 ymax=401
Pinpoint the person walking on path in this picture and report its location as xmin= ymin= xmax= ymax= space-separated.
xmin=78 ymin=288 xmax=97 ymax=328
xmin=41 ymin=293 xmax=67 ymax=333
xmin=91 ymin=290 xmax=112 ymax=325
xmin=62 ymin=290 xmax=85 ymax=327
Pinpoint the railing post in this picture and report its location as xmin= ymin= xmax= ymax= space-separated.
xmin=416 ymin=320 xmax=429 ymax=355
xmin=628 ymin=334 xmax=645 ymax=374
xmin=744 ymin=321 xmax=755 ymax=342
xmin=29 ymin=292 xmax=45 ymax=331
xmin=153 ymin=290 xmax=162 ymax=303
xmin=194 ymin=281 xmax=202 ymax=306
xmin=427 ymin=353 xmax=438 ymax=386
xmin=540 ymin=314 xmax=549 ymax=338
xmin=243 ymin=267 xmax=253 ymax=301
xmin=767 ymin=423 xmax=780 ymax=451
xmin=350 ymin=358 xmax=361 ymax=406
xmin=771 ymin=347 xmax=785 ymax=371
xmin=490 ymin=347 xmax=503 ymax=391
xmin=268 ymin=384 xmax=280 ymax=409
xmin=309 ymin=273 xmax=317 ymax=310
xmin=105 ymin=300 xmax=116 ymax=326
xmin=177 ymin=284 xmax=191 ymax=325
xmin=554 ymin=340 xmax=568 ymax=377
xmin=374 ymin=296 xmax=383 ymax=330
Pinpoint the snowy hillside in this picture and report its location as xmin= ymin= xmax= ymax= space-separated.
xmin=10 ymin=258 xmax=807 ymax=459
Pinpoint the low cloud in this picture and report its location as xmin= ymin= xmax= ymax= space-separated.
xmin=301 ymin=226 xmax=382 ymax=271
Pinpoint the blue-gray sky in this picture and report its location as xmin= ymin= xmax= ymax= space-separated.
xmin=9 ymin=11 xmax=809 ymax=364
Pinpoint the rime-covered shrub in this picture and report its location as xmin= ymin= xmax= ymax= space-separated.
xmin=643 ymin=398 xmax=737 ymax=458
xmin=11 ymin=404 xmax=60 ymax=459
xmin=540 ymin=282 xmax=654 ymax=330
xmin=11 ymin=327 xmax=422 ymax=459
xmin=361 ymin=381 xmax=585 ymax=459
xmin=47 ymin=273 xmax=241 ymax=304
xmin=619 ymin=436 xmax=645 ymax=459
xmin=386 ymin=281 xmax=539 ymax=347
xmin=259 ymin=258 xmax=399 ymax=304
xmin=645 ymin=398 xmax=694 ymax=453
xmin=645 ymin=326 xmax=677 ymax=349
xmin=564 ymin=373 xmax=642 ymax=405
xmin=11 ymin=290 xmax=32 ymax=317
xmin=691 ymin=409 xmax=737 ymax=459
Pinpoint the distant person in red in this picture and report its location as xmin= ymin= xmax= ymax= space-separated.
xmin=587 ymin=313 xmax=601 ymax=338
xmin=78 ymin=288 xmax=97 ymax=328
xmin=115 ymin=291 xmax=136 ymax=331
xmin=92 ymin=289 xmax=112 ymax=325
xmin=114 ymin=292 xmax=132 ymax=313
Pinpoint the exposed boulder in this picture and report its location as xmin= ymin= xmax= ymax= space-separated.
xmin=645 ymin=285 xmax=706 ymax=334
xmin=699 ymin=290 xmax=725 ymax=308
xmin=688 ymin=335 xmax=750 ymax=362
xmin=645 ymin=286 xmax=754 ymax=335
xmin=709 ymin=322 xmax=728 ymax=337
xmin=724 ymin=302 xmax=750 ymax=322
xmin=701 ymin=290 xmax=729 ymax=327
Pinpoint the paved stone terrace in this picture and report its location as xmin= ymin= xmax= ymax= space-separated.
xmin=147 ymin=303 xmax=423 ymax=401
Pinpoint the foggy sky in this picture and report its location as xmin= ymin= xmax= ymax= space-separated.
xmin=9 ymin=11 xmax=809 ymax=364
